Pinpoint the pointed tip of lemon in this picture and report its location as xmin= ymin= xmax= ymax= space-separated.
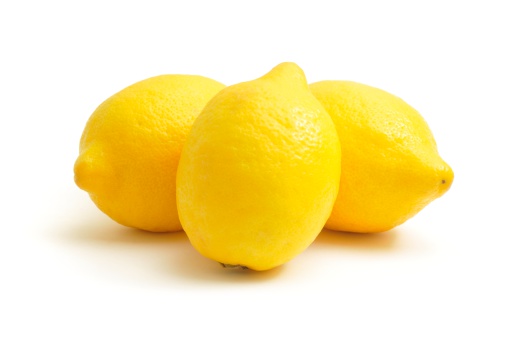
xmin=261 ymin=62 xmax=307 ymax=86
xmin=74 ymin=148 xmax=111 ymax=194
xmin=74 ymin=155 xmax=95 ymax=192
xmin=437 ymin=162 xmax=454 ymax=197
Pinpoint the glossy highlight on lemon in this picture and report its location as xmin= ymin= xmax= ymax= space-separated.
xmin=310 ymin=80 xmax=454 ymax=233
xmin=177 ymin=63 xmax=341 ymax=271
xmin=74 ymin=74 xmax=225 ymax=232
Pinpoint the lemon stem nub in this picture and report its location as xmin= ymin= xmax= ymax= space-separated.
xmin=219 ymin=263 xmax=249 ymax=270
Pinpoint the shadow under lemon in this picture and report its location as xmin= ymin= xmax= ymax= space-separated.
xmin=61 ymin=210 xmax=284 ymax=283
xmin=60 ymin=205 xmax=418 ymax=282
xmin=63 ymin=211 xmax=188 ymax=246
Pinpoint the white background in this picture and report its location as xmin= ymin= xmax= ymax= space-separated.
xmin=1 ymin=1 xmax=506 ymax=337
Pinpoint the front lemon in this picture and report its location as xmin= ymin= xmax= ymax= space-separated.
xmin=310 ymin=80 xmax=454 ymax=233
xmin=74 ymin=75 xmax=225 ymax=232
xmin=176 ymin=63 xmax=341 ymax=271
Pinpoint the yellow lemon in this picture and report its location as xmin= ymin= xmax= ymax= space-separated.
xmin=177 ymin=63 xmax=341 ymax=271
xmin=310 ymin=80 xmax=454 ymax=233
xmin=74 ymin=75 xmax=225 ymax=232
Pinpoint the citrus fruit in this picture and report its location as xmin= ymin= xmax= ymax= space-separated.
xmin=176 ymin=62 xmax=341 ymax=271
xmin=310 ymin=80 xmax=454 ymax=233
xmin=74 ymin=74 xmax=225 ymax=232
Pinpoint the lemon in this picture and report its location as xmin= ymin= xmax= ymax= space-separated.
xmin=74 ymin=75 xmax=225 ymax=232
xmin=176 ymin=63 xmax=341 ymax=271
xmin=310 ymin=80 xmax=454 ymax=233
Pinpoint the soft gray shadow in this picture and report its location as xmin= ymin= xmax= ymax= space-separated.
xmin=60 ymin=211 xmax=286 ymax=283
xmin=314 ymin=228 xmax=399 ymax=251
xmin=59 ymin=211 xmax=188 ymax=246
